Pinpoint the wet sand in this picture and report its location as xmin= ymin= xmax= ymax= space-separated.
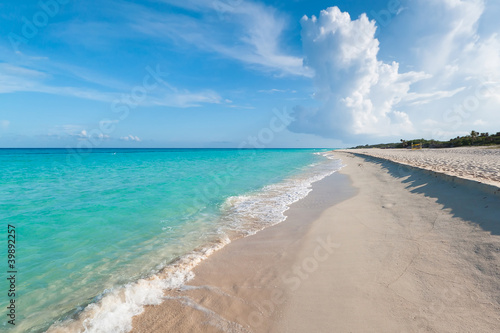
xmin=131 ymin=151 xmax=500 ymax=332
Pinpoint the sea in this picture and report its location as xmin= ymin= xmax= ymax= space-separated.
xmin=0 ymin=148 xmax=342 ymax=333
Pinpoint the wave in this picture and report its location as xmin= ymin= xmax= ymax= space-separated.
xmin=220 ymin=153 xmax=343 ymax=235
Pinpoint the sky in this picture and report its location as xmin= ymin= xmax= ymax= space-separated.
xmin=1 ymin=0 xmax=499 ymax=148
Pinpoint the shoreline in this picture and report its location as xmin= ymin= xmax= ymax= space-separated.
xmin=45 ymin=151 xmax=343 ymax=333
xmin=130 ymin=167 xmax=356 ymax=332
xmin=131 ymin=151 xmax=500 ymax=332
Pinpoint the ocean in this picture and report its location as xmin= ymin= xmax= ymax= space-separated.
xmin=0 ymin=148 xmax=342 ymax=332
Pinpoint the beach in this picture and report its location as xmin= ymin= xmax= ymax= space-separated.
xmin=6 ymin=0 xmax=500 ymax=331
xmin=346 ymin=147 xmax=500 ymax=188
xmin=131 ymin=149 xmax=500 ymax=332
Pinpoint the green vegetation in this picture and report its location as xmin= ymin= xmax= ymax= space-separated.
xmin=352 ymin=131 xmax=500 ymax=149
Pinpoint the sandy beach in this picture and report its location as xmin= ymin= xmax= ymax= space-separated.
xmin=346 ymin=147 xmax=500 ymax=188
xmin=131 ymin=150 xmax=500 ymax=332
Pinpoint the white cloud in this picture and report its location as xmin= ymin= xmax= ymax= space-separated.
xmin=129 ymin=0 xmax=310 ymax=76
xmin=290 ymin=7 xmax=428 ymax=138
xmin=290 ymin=1 xmax=500 ymax=141
xmin=77 ymin=129 xmax=110 ymax=140
xmin=258 ymin=89 xmax=286 ymax=93
xmin=148 ymin=90 xmax=222 ymax=108
xmin=120 ymin=135 xmax=141 ymax=142
xmin=0 ymin=63 xmax=121 ymax=101
xmin=403 ymin=87 xmax=466 ymax=106
xmin=257 ymin=89 xmax=297 ymax=94
xmin=0 ymin=63 xmax=47 ymax=93
xmin=227 ymin=104 xmax=255 ymax=109
xmin=45 ymin=125 xmax=112 ymax=141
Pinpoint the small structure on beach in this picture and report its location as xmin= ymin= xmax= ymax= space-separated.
xmin=411 ymin=143 xmax=422 ymax=150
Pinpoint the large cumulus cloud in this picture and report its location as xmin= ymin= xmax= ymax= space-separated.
xmin=290 ymin=1 xmax=500 ymax=141
xmin=289 ymin=7 xmax=427 ymax=139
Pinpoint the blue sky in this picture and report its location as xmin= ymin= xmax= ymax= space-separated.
xmin=1 ymin=0 xmax=499 ymax=148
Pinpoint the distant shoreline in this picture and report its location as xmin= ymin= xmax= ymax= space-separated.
xmin=351 ymin=131 xmax=500 ymax=149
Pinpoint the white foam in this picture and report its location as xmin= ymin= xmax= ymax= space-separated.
xmin=220 ymin=153 xmax=343 ymax=235
xmin=47 ymin=236 xmax=230 ymax=333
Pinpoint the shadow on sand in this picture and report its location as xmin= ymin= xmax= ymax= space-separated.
xmin=354 ymin=154 xmax=500 ymax=236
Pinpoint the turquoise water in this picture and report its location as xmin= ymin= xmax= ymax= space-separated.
xmin=0 ymin=148 xmax=341 ymax=332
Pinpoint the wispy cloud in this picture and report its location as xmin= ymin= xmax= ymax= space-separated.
xmin=403 ymin=87 xmax=466 ymax=106
xmin=226 ymin=104 xmax=255 ymax=109
xmin=0 ymin=62 xmax=223 ymax=107
xmin=126 ymin=0 xmax=310 ymax=76
xmin=0 ymin=63 xmax=119 ymax=101
xmin=0 ymin=63 xmax=47 ymax=93
xmin=149 ymin=90 xmax=222 ymax=108
xmin=0 ymin=44 xmax=131 ymax=92
xmin=41 ymin=0 xmax=309 ymax=76
xmin=258 ymin=88 xmax=297 ymax=94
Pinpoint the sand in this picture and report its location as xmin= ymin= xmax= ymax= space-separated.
xmin=130 ymin=151 xmax=500 ymax=332
xmin=346 ymin=147 xmax=500 ymax=188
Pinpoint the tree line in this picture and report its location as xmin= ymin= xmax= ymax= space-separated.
xmin=353 ymin=131 xmax=500 ymax=149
